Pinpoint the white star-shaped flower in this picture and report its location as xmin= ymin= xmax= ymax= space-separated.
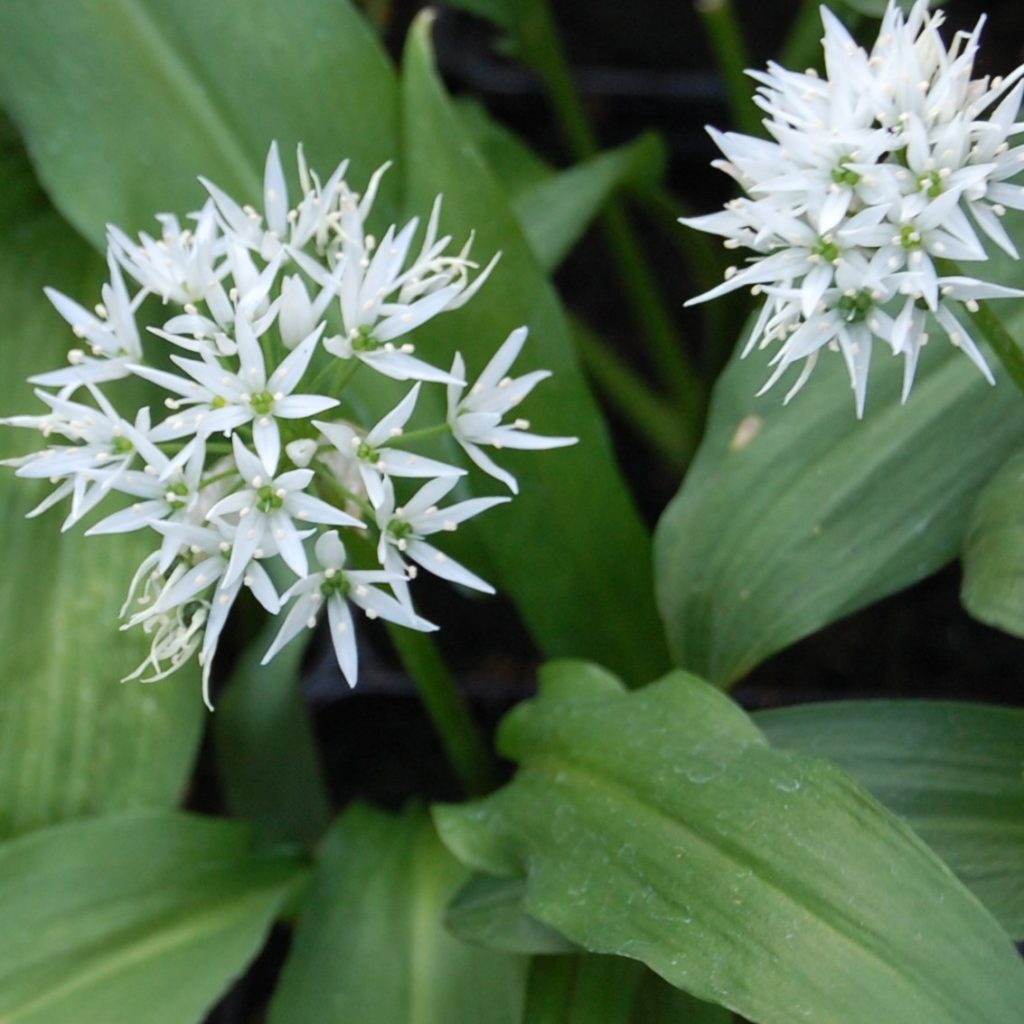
xmin=262 ymin=530 xmax=436 ymax=686
xmin=3 ymin=387 xmax=155 ymax=529
xmin=446 ymin=327 xmax=577 ymax=493
xmin=137 ymin=316 xmax=336 ymax=471
xmin=374 ymin=476 xmax=508 ymax=607
xmin=205 ymin=434 xmax=362 ymax=587
xmin=34 ymin=255 xmax=143 ymax=389
xmin=315 ymin=383 xmax=464 ymax=507
xmin=125 ymin=520 xmax=280 ymax=708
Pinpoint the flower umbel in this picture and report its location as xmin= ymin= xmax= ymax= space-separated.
xmin=682 ymin=0 xmax=1024 ymax=414
xmin=4 ymin=144 xmax=575 ymax=707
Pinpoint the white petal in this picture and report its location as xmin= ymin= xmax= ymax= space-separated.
xmin=263 ymin=141 xmax=289 ymax=238
xmin=459 ymin=439 xmax=519 ymax=494
xmin=252 ymin=417 xmax=281 ymax=480
xmin=268 ymin=323 xmax=326 ymax=396
xmin=270 ymin=510 xmax=309 ymax=578
xmin=327 ymin=597 xmax=359 ymax=686
xmin=362 ymin=349 xmax=463 ymax=385
xmin=367 ymin=383 xmax=421 ymax=446
xmin=314 ymin=530 xmax=347 ymax=569
xmin=406 ymin=538 xmax=495 ymax=593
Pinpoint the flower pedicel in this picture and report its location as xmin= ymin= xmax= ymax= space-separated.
xmin=3 ymin=144 xmax=576 ymax=707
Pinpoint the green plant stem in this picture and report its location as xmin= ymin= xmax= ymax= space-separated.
xmin=967 ymin=299 xmax=1024 ymax=397
xmin=633 ymin=185 xmax=752 ymax=377
xmin=339 ymin=529 xmax=497 ymax=797
xmin=570 ymin=316 xmax=691 ymax=465
xmin=386 ymin=624 xmax=497 ymax=796
xmin=778 ymin=0 xmax=828 ymax=72
xmin=635 ymin=185 xmax=726 ymax=296
xmin=695 ymin=0 xmax=761 ymax=137
xmin=395 ymin=422 xmax=451 ymax=445
xmin=311 ymin=354 xmax=361 ymax=398
xmin=199 ymin=468 xmax=237 ymax=490
xmin=516 ymin=0 xmax=703 ymax=413
xmin=601 ymin=202 xmax=704 ymax=411
xmin=311 ymin=458 xmax=375 ymax=520
xmin=940 ymin=258 xmax=1024 ymax=398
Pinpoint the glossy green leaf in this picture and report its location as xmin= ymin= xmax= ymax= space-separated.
xmin=0 ymin=811 xmax=304 ymax=1023
xmin=446 ymin=875 xmax=580 ymax=954
xmin=269 ymin=803 xmax=526 ymax=1024
xmin=757 ymin=699 xmax=1024 ymax=939
xmin=446 ymin=910 xmax=730 ymax=1023
xmin=0 ymin=0 xmax=401 ymax=248
xmin=214 ymin=624 xmax=331 ymax=850
xmin=402 ymin=18 xmax=669 ymax=683
xmin=512 ymin=133 xmax=666 ymax=272
xmin=457 ymin=99 xmax=550 ymax=194
xmin=654 ymin=336 xmax=1024 ymax=686
xmin=962 ymin=447 xmax=1024 ymax=637
xmin=436 ymin=661 xmax=1024 ymax=1024
xmin=0 ymin=130 xmax=203 ymax=839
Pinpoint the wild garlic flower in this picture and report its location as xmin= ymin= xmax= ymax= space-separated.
xmin=447 ymin=327 xmax=578 ymax=494
xmin=374 ymin=476 xmax=510 ymax=609
xmin=3 ymin=143 xmax=574 ymax=707
xmin=683 ymin=0 xmax=1024 ymax=414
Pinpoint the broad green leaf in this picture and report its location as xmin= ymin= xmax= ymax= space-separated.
xmin=962 ymin=447 xmax=1024 ymax=637
xmin=654 ymin=336 xmax=1024 ymax=686
xmin=446 ymin=875 xmax=580 ymax=954
xmin=0 ymin=130 xmax=203 ymax=839
xmin=512 ymin=133 xmax=666 ymax=273
xmin=0 ymin=0 xmax=401 ymax=248
xmin=457 ymin=99 xmax=551 ymax=194
xmin=436 ymin=661 xmax=1024 ymax=1024
xmin=214 ymin=624 xmax=331 ymax=850
xmin=402 ymin=18 xmax=669 ymax=683
xmin=269 ymin=803 xmax=526 ymax=1024
xmin=757 ymin=700 xmax=1024 ymax=939
xmin=0 ymin=811 xmax=304 ymax=1023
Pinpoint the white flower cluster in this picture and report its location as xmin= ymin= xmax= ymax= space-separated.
xmin=4 ymin=144 xmax=575 ymax=707
xmin=683 ymin=0 xmax=1024 ymax=414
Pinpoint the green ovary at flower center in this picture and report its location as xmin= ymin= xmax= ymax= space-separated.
xmin=111 ymin=435 xmax=134 ymax=455
xmin=831 ymin=159 xmax=861 ymax=187
xmin=356 ymin=440 xmax=380 ymax=463
xmin=917 ymin=170 xmax=943 ymax=198
xmin=211 ymin=395 xmax=229 ymax=410
xmin=166 ymin=482 xmax=190 ymax=508
xmin=387 ymin=519 xmax=414 ymax=543
xmin=351 ymin=326 xmax=380 ymax=353
xmin=256 ymin=484 xmax=284 ymax=513
xmin=900 ymin=224 xmax=923 ymax=250
xmin=837 ymin=290 xmax=874 ymax=324
xmin=814 ymin=238 xmax=841 ymax=263
xmin=250 ymin=390 xmax=275 ymax=416
xmin=320 ymin=574 xmax=351 ymax=599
